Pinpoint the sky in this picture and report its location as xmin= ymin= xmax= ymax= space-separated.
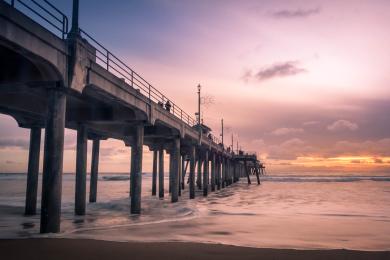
xmin=1 ymin=0 xmax=390 ymax=174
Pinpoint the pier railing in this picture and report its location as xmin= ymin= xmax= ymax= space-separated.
xmin=5 ymin=0 xmax=68 ymax=39
xmin=4 ymin=0 xmax=224 ymax=148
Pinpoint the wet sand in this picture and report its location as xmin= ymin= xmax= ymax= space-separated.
xmin=0 ymin=239 xmax=389 ymax=260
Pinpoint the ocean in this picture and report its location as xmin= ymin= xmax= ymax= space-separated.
xmin=0 ymin=172 xmax=389 ymax=250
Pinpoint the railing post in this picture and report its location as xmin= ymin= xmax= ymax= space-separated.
xmin=180 ymin=110 xmax=182 ymax=120
xmin=131 ymin=71 xmax=134 ymax=86
xmin=11 ymin=0 xmax=15 ymax=7
xmin=148 ymin=84 xmax=151 ymax=101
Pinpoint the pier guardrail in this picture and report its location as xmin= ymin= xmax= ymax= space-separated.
xmin=4 ymin=0 xmax=223 ymax=147
xmin=5 ymin=0 xmax=68 ymax=39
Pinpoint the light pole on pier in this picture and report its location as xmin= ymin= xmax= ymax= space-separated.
xmin=221 ymin=118 xmax=224 ymax=147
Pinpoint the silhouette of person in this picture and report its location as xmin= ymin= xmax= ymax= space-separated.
xmin=165 ymin=100 xmax=171 ymax=112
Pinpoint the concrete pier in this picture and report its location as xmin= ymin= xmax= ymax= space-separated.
xmin=216 ymin=157 xmax=221 ymax=190
xmin=130 ymin=125 xmax=144 ymax=214
xmin=222 ymin=158 xmax=226 ymax=188
xmin=24 ymin=127 xmax=41 ymax=215
xmin=203 ymin=150 xmax=209 ymax=196
xmin=152 ymin=150 xmax=157 ymax=196
xmin=40 ymin=88 xmax=66 ymax=234
xmin=197 ymin=155 xmax=202 ymax=190
xmin=89 ymin=139 xmax=100 ymax=203
xmin=158 ymin=148 xmax=164 ymax=198
xmin=211 ymin=153 xmax=216 ymax=192
xmin=171 ymin=138 xmax=180 ymax=203
xmin=75 ymin=124 xmax=87 ymax=215
xmin=189 ymin=146 xmax=196 ymax=199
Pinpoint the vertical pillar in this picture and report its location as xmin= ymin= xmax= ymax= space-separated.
xmin=189 ymin=146 xmax=196 ymax=199
xmin=152 ymin=150 xmax=157 ymax=196
xmin=181 ymin=155 xmax=186 ymax=190
xmin=226 ymin=159 xmax=230 ymax=186
xmin=75 ymin=125 xmax=87 ymax=215
xmin=244 ymin=160 xmax=251 ymax=185
xmin=203 ymin=150 xmax=209 ymax=196
xmin=255 ymin=167 xmax=261 ymax=185
xmin=89 ymin=139 xmax=100 ymax=203
xmin=158 ymin=148 xmax=164 ymax=198
xmin=169 ymin=151 xmax=173 ymax=193
xmin=211 ymin=152 xmax=216 ymax=192
xmin=25 ymin=127 xmax=41 ymax=215
xmin=197 ymin=154 xmax=202 ymax=190
xmin=178 ymin=154 xmax=182 ymax=197
xmin=171 ymin=138 xmax=180 ymax=203
xmin=40 ymin=88 xmax=66 ymax=233
xmin=130 ymin=125 xmax=144 ymax=214
xmin=216 ymin=156 xmax=221 ymax=190
xmin=221 ymin=157 xmax=226 ymax=188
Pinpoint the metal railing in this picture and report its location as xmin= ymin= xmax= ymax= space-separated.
xmin=4 ymin=0 xmax=226 ymax=149
xmin=79 ymin=28 xmax=199 ymax=127
xmin=6 ymin=0 xmax=68 ymax=39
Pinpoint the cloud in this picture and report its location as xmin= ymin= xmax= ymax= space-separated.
xmin=272 ymin=7 xmax=321 ymax=19
xmin=302 ymin=121 xmax=320 ymax=126
xmin=255 ymin=61 xmax=307 ymax=82
xmin=327 ymin=120 xmax=358 ymax=132
xmin=270 ymin=127 xmax=304 ymax=136
xmin=267 ymin=138 xmax=315 ymax=160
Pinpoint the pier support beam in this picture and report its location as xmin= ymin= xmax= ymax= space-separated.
xmin=178 ymin=154 xmax=182 ymax=197
xmin=203 ymin=150 xmax=209 ymax=196
xmin=40 ymin=88 xmax=66 ymax=233
xmin=130 ymin=125 xmax=144 ymax=214
xmin=75 ymin=125 xmax=87 ymax=215
xmin=244 ymin=160 xmax=251 ymax=185
xmin=197 ymin=154 xmax=202 ymax=190
xmin=171 ymin=138 xmax=180 ymax=203
xmin=189 ymin=146 xmax=196 ymax=199
xmin=216 ymin=156 xmax=221 ymax=190
xmin=255 ymin=167 xmax=261 ymax=185
xmin=152 ymin=150 xmax=157 ymax=196
xmin=211 ymin=152 xmax=216 ymax=192
xmin=89 ymin=139 xmax=100 ymax=203
xmin=158 ymin=148 xmax=164 ymax=198
xmin=222 ymin=157 xmax=226 ymax=188
xmin=25 ymin=127 xmax=41 ymax=215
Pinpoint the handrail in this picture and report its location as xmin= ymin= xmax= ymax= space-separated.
xmin=79 ymin=28 xmax=199 ymax=128
xmin=4 ymin=0 xmax=225 ymax=150
xmin=5 ymin=0 xmax=68 ymax=39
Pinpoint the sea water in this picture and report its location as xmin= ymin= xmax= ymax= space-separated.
xmin=0 ymin=172 xmax=389 ymax=250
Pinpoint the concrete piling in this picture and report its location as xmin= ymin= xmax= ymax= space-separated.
xmin=89 ymin=139 xmax=100 ymax=203
xmin=40 ymin=88 xmax=66 ymax=234
xmin=25 ymin=127 xmax=41 ymax=215
xmin=197 ymin=155 xmax=202 ymax=190
xmin=158 ymin=148 xmax=164 ymax=198
xmin=75 ymin=124 xmax=87 ymax=215
xmin=189 ymin=146 xmax=196 ymax=199
xmin=152 ymin=150 xmax=157 ymax=196
xmin=203 ymin=150 xmax=209 ymax=196
xmin=171 ymin=138 xmax=180 ymax=203
xmin=130 ymin=125 xmax=144 ymax=214
xmin=211 ymin=152 xmax=216 ymax=192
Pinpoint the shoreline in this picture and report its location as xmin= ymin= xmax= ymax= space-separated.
xmin=0 ymin=238 xmax=389 ymax=260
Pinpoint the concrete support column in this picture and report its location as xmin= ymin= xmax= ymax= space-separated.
xmin=152 ymin=150 xmax=157 ymax=196
xmin=226 ymin=159 xmax=230 ymax=186
xmin=216 ymin=157 xmax=221 ymax=190
xmin=211 ymin=152 xmax=216 ymax=192
xmin=171 ymin=138 xmax=180 ymax=203
xmin=221 ymin=157 xmax=226 ymax=188
xmin=89 ymin=139 xmax=100 ymax=203
xmin=169 ymin=150 xmax=174 ymax=193
xmin=25 ymin=127 xmax=41 ymax=215
xmin=255 ymin=167 xmax=261 ymax=185
xmin=244 ymin=160 xmax=251 ymax=185
xmin=197 ymin=154 xmax=202 ymax=190
xmin=203 ymin=150 xmax=209 ymax=196
xmin=181 ymin=155 xmax=186 ymax=190
xmin=158 ymin=148 xmax=164 ymax=198
xmin=75 ymin=125 xmax=87 ymax=215
xmin=40 ymin=88 xmax=66 ymax=233
xmin=178 ymin=154 xmax=182 ymax=197
xmin=130 ymin=125 xmax=144 ymax=214
xmin=189 ymin=146 xmax=196 ymax=199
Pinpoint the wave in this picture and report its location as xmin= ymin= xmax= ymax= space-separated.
xmin=102 ymin=176 xmax=130 ymax=181
xmin=261 ymin=176 xmax=390 ymax=183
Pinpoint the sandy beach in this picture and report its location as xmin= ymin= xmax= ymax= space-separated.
xmin=0 ymin=239 xmax=389 ymax=260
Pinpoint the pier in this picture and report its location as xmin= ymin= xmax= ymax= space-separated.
xmin=0 ymin=0 xmax=264 ymax=233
